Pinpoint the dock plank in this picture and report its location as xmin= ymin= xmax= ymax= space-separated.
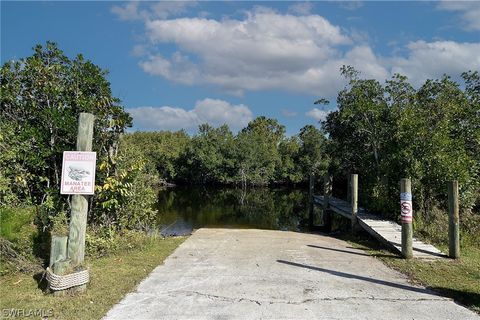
xmin=313 ymin=195 xmax=446 ymax=260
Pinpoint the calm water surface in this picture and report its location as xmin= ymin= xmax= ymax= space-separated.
xmin=155 ymin=186 xmax=311 ymax=236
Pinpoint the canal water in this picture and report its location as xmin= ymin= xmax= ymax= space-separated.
xmin=155 ymin=186 xmax=311 ymax=236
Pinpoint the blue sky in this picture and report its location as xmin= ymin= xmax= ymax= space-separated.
xmin=2 ymin=1 xmax=479 ymax=135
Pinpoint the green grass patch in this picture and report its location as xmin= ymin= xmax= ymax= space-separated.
xmin=0 ymin=236 xmax=186 ymax=320
xmin=0 ymin=206 xmax=36 ymax=242
xmin=343 ymin=232 xmax=480 ymax=314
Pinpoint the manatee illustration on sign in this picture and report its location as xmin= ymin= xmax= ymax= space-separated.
xmin=68 ymin=166 xmax=91 ymax=181
xmin=60 ymin=151 xmax=97 ymax=195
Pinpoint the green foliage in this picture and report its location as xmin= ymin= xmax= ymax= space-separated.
xmin=0 ymin=42 xmax=132 ymax=231
xmin=121 ymin=130 xmax=190 ymax=182
xmin=0 ymin=206 xmax=36 ymax=244
xmin=235 ymin=117 xmax=285 ymax=186
xmin=0 ymin=206 xmax=42 ymax=274
xmin=92 ymin=137 xmax=157 ymax=230
xmin=323 ymin=66 xmax=480 ymax=220
xmin=179 ymin=124 xmax=235 ymax=184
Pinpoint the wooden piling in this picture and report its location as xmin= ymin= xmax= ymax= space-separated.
xmin=400 ymin=178 xmax=413 ymax=259
xmin=323 ymin=175 xmax=332 ymax=231
xmin=350 ymin=174 xmax=359 ymax=231
xmin=52 ymin=258 xmax=72 ymax=297
xmin=347 ymin=173 xmax=352 ymax=203
xmin=67 ymin=112 xmax=94 ymax=293
xmin=308 ymin=174 xmax=315 ymax=227
xmin=448 ymin=180 xmax=460 ymax=259
xmin=49 ymin=235 xmax=68 ymax=268
xmin=323 ymin=175 xmax=332 ymax=211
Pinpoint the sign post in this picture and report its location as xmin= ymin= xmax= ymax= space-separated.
xmin=400 ymin=178 xmax=413 ymax=259
xmin=61 ymin=112 xmax=95 ymax=293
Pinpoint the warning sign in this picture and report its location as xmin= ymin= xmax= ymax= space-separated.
xmin=400 ymin=192 xmax=413 ymax=223
xmin=60 ymin=151 xmax=96 ymax=195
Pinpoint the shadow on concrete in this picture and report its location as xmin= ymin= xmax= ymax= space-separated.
xmin=390 ymin=242 xmax=447 ymax=258
xmin=307 ymin=245 xmax=394 ymax=258
xmin=276 ymin=259 xmax=439 ymax=296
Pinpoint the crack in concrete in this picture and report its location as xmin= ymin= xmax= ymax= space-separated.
xmin=172 ymin=290 xmax=450 ymax=306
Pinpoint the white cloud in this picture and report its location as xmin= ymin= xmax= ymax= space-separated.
xmin=117 ymin=4 xmax=479 ymax=98
xmin=140 ymin=52 xmax=199 ymax=84
xmin=389 ymin=41 xmax=480 ymax=86
xmin=438 ymin=1 xmax=480 ymax=31
xmin=128 ymin=98 xmax=253 ymax=132
xmin=140 ymin=8 xmax=353 ymax=96
xmin=306 ymin=108 xmax=330 ymax=122
xmin=338 ymin=1 xmax=364 ymax=11
xmin=111 ymin=1 xmax=145 ymax=21
xmin=288 ymin=2 xmax=314 ymax=15
xmin=111 ymin=1 xmax=197 ymax=21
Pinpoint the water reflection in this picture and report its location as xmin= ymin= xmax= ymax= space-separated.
xmin=156 ymin=187 xmax=309 ymax=236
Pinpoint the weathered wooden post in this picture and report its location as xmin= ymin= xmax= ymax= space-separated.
xmin=49 ymin=235 xmax=68 ymax=268
xmin=448 ymin=180 xmax=460 ymax=259
xmin=350 ymin=174 xmax=359 ymax=231
xmin=323 ymin=175 xmax=332 ymax=231
xmin=347 ymin=173 xmax=352 ymax=203
xmin=67 ymin=112 xmax=95 ymax=292
xmin=308 ymin=174 xmax=315 ymax=228
xmin=400 ymin=178 xmax=413 ymax=259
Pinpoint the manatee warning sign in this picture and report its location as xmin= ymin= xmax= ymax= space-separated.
xmin=60 ymin=151 xmax=96 ymax=195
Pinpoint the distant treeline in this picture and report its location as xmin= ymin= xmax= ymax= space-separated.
xmin=1 ymin=42 xmax=479 ymax=234
xmin=121 ymin=119 xmax=327 ymax=187
xmin=123 ymin=66 xmax=480 ymax=220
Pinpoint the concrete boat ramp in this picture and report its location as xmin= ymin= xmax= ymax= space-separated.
xmin=104 ymin=228 xmax=478 ymax=320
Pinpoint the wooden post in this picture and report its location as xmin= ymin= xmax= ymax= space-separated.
xmin=400 ymin=178 xmax=413 ymax=259
xmin=448 ymin=180 xmax=460 ymax=259
xmin=350 ymin=174 xmax=359 ymax=231
xmin=347 ymin=173 xmax=352 ymax=203
xmin=49 ymin=234 xmax=68 ymax=296
xmin=323 ymin=175 xmax=332 ymax=212
xmin=67 ymin=113 xmax=94 ymax=292
xmin=323 ymin=175 xmax=332 ymax=231
xmin=52 ymin=259 xmax=72 ymax=297
xmin=49 ymin=235 xmax=68 ymax=268
xmin=308 ymin=174 xmax=315 ymax=228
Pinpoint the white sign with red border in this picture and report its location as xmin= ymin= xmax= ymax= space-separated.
xmin=400 ymin=192 xmax=413 ymax=223
xmin=60 ymin=151 xmax=97 ymax=195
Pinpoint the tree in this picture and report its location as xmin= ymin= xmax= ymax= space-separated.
xmin=179 ymin=124 xmax=235 ymax=184
xmin=0 ymin=42 xmax=136 ymax=229
xmin=235 ymin=117 xmax=285 ymax=186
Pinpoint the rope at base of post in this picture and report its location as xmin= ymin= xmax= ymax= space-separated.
xmin=46 ymin=267 xmax=90 ymax=291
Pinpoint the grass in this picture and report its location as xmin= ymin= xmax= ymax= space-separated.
xmin=343 ymin=232 xmax=480 ymax=314
xmin=0 ymin=236 xmax=186 ymax=320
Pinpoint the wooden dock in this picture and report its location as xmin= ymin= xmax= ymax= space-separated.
xmin=313 ymin=195 xmax=446 ymax=260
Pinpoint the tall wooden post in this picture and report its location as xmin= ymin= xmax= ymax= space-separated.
xmin=347 ymin=173 xmax=352 ymax=203
xmin=448 ymin=180 xmax=460 ymax=259
xmin=67 ymin=113 xmax=94 ymax=292
xmin=308 ymin=174 xmax=315 ymax=228
xmin=350 ymin=174 xmax=359 ymax=231
xmin=323 ymin=175 xmax=332 ymax=231
xmin=400 ymin=178 xmax=413 ymax=259
xmin=323 ymin=175 xmax=332 ymax=211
